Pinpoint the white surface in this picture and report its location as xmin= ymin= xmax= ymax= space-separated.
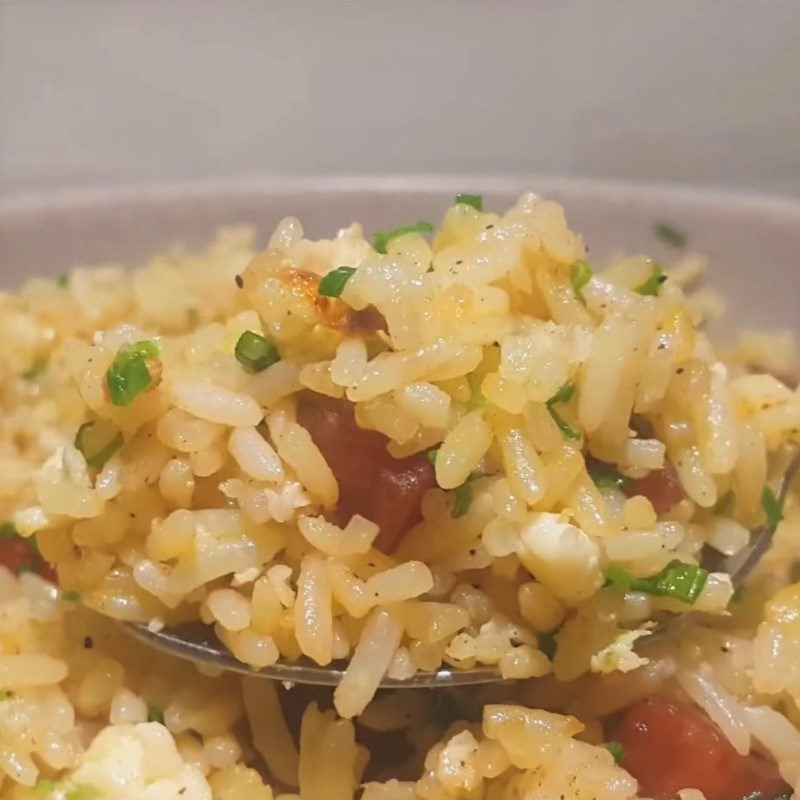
xmin=2 ymin=176 xmax=799 ymax=340
xmin=1 ymin=1 xmax=799 ymax=199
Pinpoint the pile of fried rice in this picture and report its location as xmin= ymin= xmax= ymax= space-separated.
xmin=0 ymin=193 xmax=799 ymax=799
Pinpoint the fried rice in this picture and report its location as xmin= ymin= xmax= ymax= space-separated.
xmin=0 ymin=192 xmax=798 ymax=799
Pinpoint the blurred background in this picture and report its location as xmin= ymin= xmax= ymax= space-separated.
xmin=1 ymin=0 xmax=799 ymax=201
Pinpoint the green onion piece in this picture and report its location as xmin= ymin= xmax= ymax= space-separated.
xmin=548 ymin=407 xmax=581 ymax=441
xmin=65 ymin=785 xmax=99 ymax=800
xmin=17 ymin=562 xmax=34 ymax=574
xmin=426 ymin=448 xmax=439 ymax=467
xmin=452 ymin=480 xmax=474 ymax=518
xmin=635 ymin=264 xmax=666 ymax=296
xmin=56 ymin=273 xmax=70 ymax=288
xmin=0 ymin=691 xmax=9 ymax=701
xmin=467 ymin=372 xmax=487 ymax=408
xmin=318 ymin=266 xmax=357 ymax=297
xmin=234 ymin=331 xmax=280 ymax=374
xmin=374 ymin=222 xmax=434 ymax=254
xmin=147 ymin=705 xmax=165 ymax=725
xmin=0 ymin=522 xmax=17 ymax=540
xmin=730 ymin=585 xmax=745 ymax=605
xmin=604 ymin=741 xmax=626 ymax=763
xmin=570 ymin=260 xmax=593 ymax=306
xmin=607 ymin=560 xmax=708 ymax=604
xmin=62 ymin=590 xmax=81 ymax=603
xmin=637 ymin=561 xmax=708 ymax=603
xmin=546 ymin=381 xmax=581 ymax=440
xmin=106 ymin=340 xmax=160 ymax=407
xmin=605 ymin=565 xmax=635 ymax=591
xmin=654 ymin=222 xmax=687 ymax=249
xmin=22 ymin=356 xmax=48 ymax=381
xmin=762 ymin=485 xmax=783 ymax=530
xmin=74 ymin=421 xmax=124 ymax=470
xmin=589 ymin=464 xmax=629 ymax=492
xmin=538 ymin=632 xmax=557 ymax=660
xmin=548 ymin=381 xmax=577 ymax=405
xmin=455 ymin=193 xmax=483 ymax=211
xmin=35 ymin=779 xmax=56 ymax=796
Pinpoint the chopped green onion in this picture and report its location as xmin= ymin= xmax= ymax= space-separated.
xmin=548 ymin=381 xmax=577 ymax=405
xmin=147 ymin=705 xmax=165 ymax=725
xmin=35 ymin=779 xmax=56 ymax=796
xmin=643 ymin=560 xmax=708 ymax=602
xmin=374 ymin=222 xmax=434 ymax=254
xmin=654 ymin=222 xmax=687 ymax=249
xmin=426 ymin=448 xmax=439 ymax=467
xmin=548 ymin=408 xmax=581 ymax=441
xmin=467 ymin=373 xmax=487 ymax=408
xmin=0 ymin=522 xmax=17 ymax=540
xmin=604 ymin=741 xmax=625 ymax=763
xmin=56 ymin=273 xmax=70 ymax=288
xmin=318 ymin=266 xmax=356 ymax=298
xmin=731 ymin=585 xmax=745 ymax=605
xmin=605 ymin=565 xmax=635 ymax=591
xmin=451 ymin=480 xmax=474 ymax=518
xmin=570 ymin=260 xmax=593 ymax=306
xmin=74 ymin=421 xmax=123 ymax=470
xmin=22 ymin=356 xmax=48 ymax=381
xmin=455 ymin=193 xmax=483 ymax=211
xmin=234 ymin=331 xmax=280 ymax=374
xmin=62 ymin=590 xmax=81 ymax=603
xmin=106 ymin=340 xmax=160 ymax=407
xmin=589 ymin=464 xmax=629 ymax=492
xmin=17 ymin=562 xmax=34 ymax=574
xmin=606 ymin=560 xmax=708 ymax=604
xmin=546 ymin=381 xmax=581 ymax=441
xmin=538 ymin=632 xmax=557 ymax=660
xmin=762 ymin=485 xmax=783 ymax=530
xmin=635 ymin=264 xmax=666 ymax=296
xmin=65 ymin=785 xmax=99 ymax=800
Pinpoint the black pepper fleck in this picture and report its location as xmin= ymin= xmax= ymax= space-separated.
xmin=83 ymin=636 xmax=94 ymax=649
xmin=235 ymin=274 xmax=244 ymax=289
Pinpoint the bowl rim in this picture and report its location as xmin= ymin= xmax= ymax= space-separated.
xmin=2 ymin=174 xmax=799 ymax=220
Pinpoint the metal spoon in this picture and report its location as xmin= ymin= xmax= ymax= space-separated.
xmin=126 ymin=448 xmax=800 ymax=688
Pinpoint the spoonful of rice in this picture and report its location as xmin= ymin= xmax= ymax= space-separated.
xmin=126 ymin=448 xmax=800 ymax=703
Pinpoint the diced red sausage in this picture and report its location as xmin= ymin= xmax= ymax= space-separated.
xmin=612 ymin=697 xmax=790 ymax=800
xmin=625 ymin=463 xmax=685 ymax=515
xmin=296 ymin=394 xmax=436 ymax=552
xmin=0 ymin=535 xmax=57 ymax=582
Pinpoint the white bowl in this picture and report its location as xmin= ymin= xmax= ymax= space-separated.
xmin=2 ymin=176 xmax=799 ymax=338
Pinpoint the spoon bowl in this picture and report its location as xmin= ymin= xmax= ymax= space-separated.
xmin=125 ymin=448 xmax=800 ymax=689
